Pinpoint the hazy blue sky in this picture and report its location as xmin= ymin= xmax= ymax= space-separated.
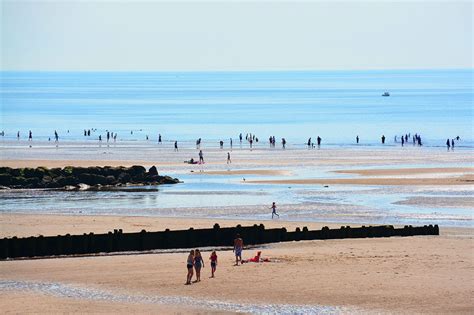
xmin=1 ymin=1 xmax=472 ymax=71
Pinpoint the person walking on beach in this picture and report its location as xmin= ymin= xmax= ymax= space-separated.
xmin=186 ymin=250 xmax=195 ymax=285
xmin=381 ymin=135 xmax=385 ymax=144
xmin=194 ymin=249 xmax=204 ymax=282
xmin=401 ymin=136 xmax=404 ymax=146
xmin=307 ymin=137 xmax=311 ymax=148
xmin=227 ymin=152 xmax=231 ymax=164
xmin=209 ymin=250 xmax=218 ymax=278
xmin=174 ymin=141 xmax=178 ymax=152
xmin=271 ymin=202 xmax=279 ymax=219
xmin=451 ymin=139 xmax=455 ymax=150
xmin=233 ymin=234 xmax=243 ymax=266
xmin=239 ymin=133 xmax=242 ymax=143
xmin=282 ymin=138 xmax=286 ymax=149
xmin=28 ymin=130 xmax=32 ymax=141
xmin=446 ymin=139 xmax=451 ymax=151
xmin=158 ymin=134 xmax=162 ymax=144
xmin=317 ymin=136 xmax=321 ymax=147
xmin=199 ymin=150 xmax=204 ymax=164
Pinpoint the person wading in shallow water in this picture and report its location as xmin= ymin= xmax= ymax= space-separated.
xmin=233 ymin=234 xmax=243 ymax=266
xmin=271 ymin=202 xmax=279 ymax=219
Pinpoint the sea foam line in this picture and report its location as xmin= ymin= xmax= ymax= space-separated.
xmin=0 ymin=279 xmax=353 ymax=314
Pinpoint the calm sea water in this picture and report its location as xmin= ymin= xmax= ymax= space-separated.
xmin=1 ymin=69 xmax=473 ymax=146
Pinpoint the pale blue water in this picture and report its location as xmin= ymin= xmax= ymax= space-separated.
xmin=0 ymin=70 xmax=472 ymax=228
xmin=1 ymin=69 xmax=473 ymax=146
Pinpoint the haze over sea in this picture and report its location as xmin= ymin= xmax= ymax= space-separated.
xmin=1 ymin=69 xmax=473 ymax=146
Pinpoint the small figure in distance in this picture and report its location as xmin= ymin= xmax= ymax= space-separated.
xmin=271 ymin=201 xmax=279 ymax=219
xmin=199 ymin=150 xmax=204 ymax=164
xmin=356 ymin=135 xmax=359 ymax=144
xmin=233 ymin=234 xmax=243 ymax=266
xmin=451 ymin=139 xmax=454 ymax=150
xmin=174 ymin=141 xmax=178 ymax=152
xmin=227 ymin=152 xmax=231 ymax=164
xmin=381 ymin=135 xmax=385 ymax=144
xmin=446 ymin=138 xmax=451 ymax=151
xmin=209 ymin=250 xmax=218 ymax=278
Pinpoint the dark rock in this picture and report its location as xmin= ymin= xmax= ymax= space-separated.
xmin=0 ymin=173 xmax=13 ymax=186
xmin=128 ymin=165 xmax=146 ymax=176
xmin=0 ymin=167 xmax=12 ymax=175
xmin=117 ymin=172 xmax=131 ymax=183
xmin=106 ymin=175 xmax=117 ymax=185
xmin=148 ymin=166 xmax=158 ymax=176
xmin=78 ymin=173 xmax=108 ymax=186
xmin=50 ymin=168 xmax=62 ymax=177
xmin=54 ymin=176 xmax=78 ymax=187
xmin=71 ymin=167 xmax=88 ymax=176
xmin=23 ymin=168 xmax=36 ymax=178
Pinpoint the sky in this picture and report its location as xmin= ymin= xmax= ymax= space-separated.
xmin=1 ymin=0 xmax=472 ymax=71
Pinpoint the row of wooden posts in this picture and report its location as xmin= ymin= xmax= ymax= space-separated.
xmin=0 ymin=224 xmax=439 ymax=259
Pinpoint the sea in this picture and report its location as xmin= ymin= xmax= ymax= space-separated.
xmin=1 ymin=69 xmax=473 ymax=146
xmin=0 ymin=69 xmax=473 ymax=228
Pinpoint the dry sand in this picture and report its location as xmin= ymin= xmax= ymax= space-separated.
xmin=1 ymin=224 xmax=472 ymax=314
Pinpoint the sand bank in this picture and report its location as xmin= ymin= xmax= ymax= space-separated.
xmin=1 ymin=227 xmax=472 ymax=314
xmin=335 ymin=167 xmax=474 ymax=176
xmin=393 ymin=196 xmax=474 ymax=208
xmin=197 ymin=169 xmax=290 ymax=176
xmin=246 ymin=174 xmax=474 ymax=186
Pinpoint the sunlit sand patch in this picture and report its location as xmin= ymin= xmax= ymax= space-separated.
xmin=334 ymin=167 xmax=474 ymax=177
xmin=245 ymin=174 xmax=474 ymax=186
xmin=393 ymin=196 xmax=474 ymax=209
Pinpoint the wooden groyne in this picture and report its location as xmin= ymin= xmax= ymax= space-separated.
xmin=0 ymin=224 xmax=439 ymax=260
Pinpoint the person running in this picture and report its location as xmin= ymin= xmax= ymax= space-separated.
xmin=186 ymin=250 xmax=195 ymax=285
xmin=233 ymin=234 xmax=243 ymax=266
xmin=271 ymin=202 xmax=279 ymax=219
xmin=209 ymin=250 xmax=218 ymax=278
xmin=193 ymin=249 xmax=204 ymax=282
xmin=227 ymin=152 xmax=231 ymax=164
xmin=199 ymin=150 xmax=204 ymax=164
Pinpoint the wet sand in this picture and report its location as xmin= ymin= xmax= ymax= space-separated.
xmin=246 ymin=174 xmax=474 ymax=186
xmin=334 ymin=167 xmax=474 ymax=176
xmin=393 ymin=196 xmax=474 ymax=208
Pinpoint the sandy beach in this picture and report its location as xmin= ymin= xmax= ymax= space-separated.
xmin=1 ymin=216 xmax=472 ymax=314
xmin=1 ymin=146 xmax=473 ymax=313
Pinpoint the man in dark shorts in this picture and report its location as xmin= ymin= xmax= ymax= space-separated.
xmin=233 ymin=234 xmax=243 ymax=266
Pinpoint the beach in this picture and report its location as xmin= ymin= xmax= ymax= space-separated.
xmin=1 ymin=143 xmax=473 ymax=314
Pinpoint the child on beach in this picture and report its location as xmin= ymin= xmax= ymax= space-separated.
xmin=194 ymin=249 xmax=204 ymax=282
xmin=210 ymin=250 xmax=218 ymax=278
xmin=186 ymin=250 xmax=194 ymax=285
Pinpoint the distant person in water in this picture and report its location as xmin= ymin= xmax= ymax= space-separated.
xmin=381 ymin=135 xmax=385 ymax=144
xmin=356 ymin=135 xmax=359 ymax=144
xmin=107 ymin=131 xmax=110 ymax=142
xmin=158 ymin=134 xmax=162 ymax=143
xmin=227 ymin=152 xmax=231 ymax=164
xmin=282 ymin=138 xmax=286 ymax=149
xmin=220 ymin=140 xmax=224 ymax=149
xmin=239 ymin=133 xmax=242 ymax=143
xmin=114 ymin=133 xmax=117 ymax=142
xmin=317 ymin=136 xmax=321 ymax=147
xmin=174 ymin=141 xmax=178 ymax=152
xmin=54 ymin=130 xmax=58 ymax=142
xmin=401 ymin=136 xmax=404 ymax=146
xmin=446 ymin=139 xmax=450 ymax=151
xmin=17 ymin=131 xmax=20 ymax=140
xmin=271 ymin=202 xmax=279 ymax=219
xmin=233 ymin=234 xmax=243 ymax=266
xmin=230 ymin=138 xmax=233 ymax=149
xmin=451 ymin=139 xmax=454 ymax=150
xmin=99 ymin=135 xmax=102 ymax=142
xmin=307 ymin=137 xmax=311 ymax=148
xmin=28 ymin=130 xmax=32 ymax=141
xmin=199 ymin=150 xmax=204 ymax=163
xmin=88 ymin=129 xmax=91 ymax=136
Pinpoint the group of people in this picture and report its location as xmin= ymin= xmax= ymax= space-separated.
xmin=394 ymin=133 xmax=423 ymax=146
xmin=186 ymin=249 xmax=218 ymax=285
xmin=446 ymin=136 xmax=460 ymax=151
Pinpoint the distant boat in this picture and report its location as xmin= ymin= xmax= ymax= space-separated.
xmin=382 ymin=92 xmax=390 ymax=97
